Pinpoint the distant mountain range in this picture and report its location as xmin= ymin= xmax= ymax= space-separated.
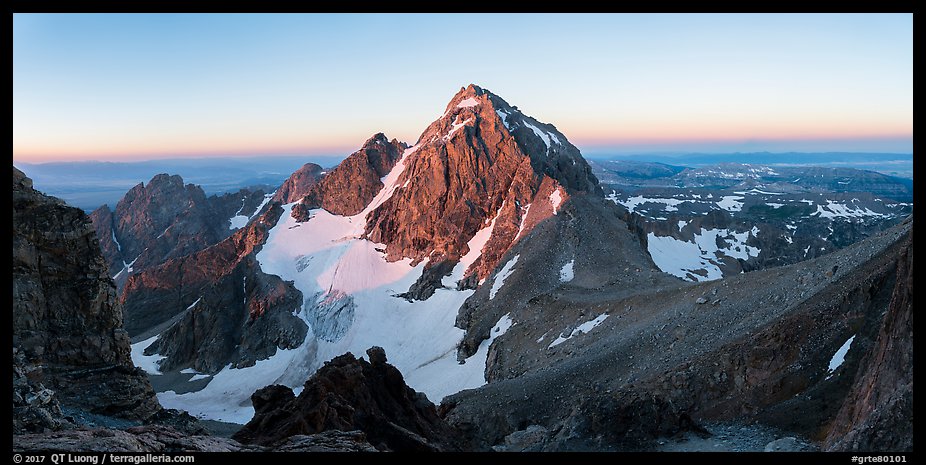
xmin=587 ymin=152 xmax=913 ymax=179
xmin=16 ymin=156 xmax=343 ymax=212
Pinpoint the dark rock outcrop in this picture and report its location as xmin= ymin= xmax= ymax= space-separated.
xmin=825 ymin=226 xmax=913 ymax=452
xmin=13 ymin=166 xmax=160 ymax=422
xmin=293 ymin=133 xmax=406 ymax=219
xmin=123 ymin=202 xmax=306 ymax=373
xmin=233 ymin=347 xmax=464 ymax=452
xmin=13 ymin=426 xmax=377 ymax=453
xmin=13 ymin=347 xmax=66 ymax=434
xmin=90 ymin=173 xmax=268 ymax=286
xmin=272 ymin=162 xmax=325 ymax=204
xmin=13 ymin=425 xmax=256 ymax=452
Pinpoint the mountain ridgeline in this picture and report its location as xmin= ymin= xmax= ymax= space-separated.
xmin=13 ymin=84 xmax=913 ymax=452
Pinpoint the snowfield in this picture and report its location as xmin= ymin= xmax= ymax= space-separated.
xmin=150 ymin=145 xmax=511 ymax=423
xmin=647 ymin=227 xmax=760 ymax=282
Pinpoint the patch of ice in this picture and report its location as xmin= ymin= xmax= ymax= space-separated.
xmin=548 ymin=314 xmax=609 ymax=348
xmin=559 ymin=260 xmax=575 ymax=283
xmin=766 ymin=203 xmax=785 ymax=209
xmin=189 ymin=374 xmax=211 ymax=382
xmin=489 ymin=255 xmax=520 ymax=300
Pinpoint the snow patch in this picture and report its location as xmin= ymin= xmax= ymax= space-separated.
xmin=496 ymin=109 xmax=511 ymax=129
xmin=826 ymin=335 xmax=855 ymax=378
xmin=111 ymin=229 xmax=122 ymax=252
xmin=456 ymin=97 xmax=480 ymax=108
xmin=812 ymin=200 xmax=887 ymax=219
xmin=766 ymin=203 xmax=785 ymax=209
xmin=549 ymin=189 xmax=563 ymax=215
xmin=489 ymin=255 xmax=519 ymax=300
xmin=648 ymin=227 xmax=760 ymax=282
xmin=445 ymin=117 xmax=472 ymax=140
xmin=444 ymin=202 xmax=504 ymax=287
xmin=716 ymin=196 xmax=745 ymax=212
xmin=229 ymin=193 xmax=274 ymax=230
xmin=613 ymin=195 xmax=689 ymax=213
xmin=130 ymin=335 xmax=165 ymax=375
xmin=548 ymin=314 xmax=609 ymax=348
xmin=734 ymin=188 xmax=782 ymax=195
xmin=515 ymin=203 xmax=532 ymax=240
xmin=522 ymin=120 xmax=552 ymax=150
xmin=559 ymin=260 xmax=575 ymax=283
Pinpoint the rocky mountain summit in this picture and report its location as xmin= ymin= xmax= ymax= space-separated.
xmin=272 ymin=162 xmax=325 ymax=204
xmin=293 ymin=133 xmax=406 ymax=218
xmin=363 ymin=84 xmax=601 ymax=285
xmin=90 ymin=173 xmax=270 ymax=287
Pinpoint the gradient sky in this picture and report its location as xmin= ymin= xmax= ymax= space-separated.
xmin=13 ymin=13 xmax=913 ymax=163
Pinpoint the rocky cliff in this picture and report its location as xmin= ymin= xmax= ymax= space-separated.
xmin=272 ymin=162 xmax=325 ymax=204
xmin=122 ymin=202 xmax=306 ymax=373
xmin=362 ymin=84 xmax=600 ymax=287
xmin=90 ymin=173 xmax=268 ymax=287
xmin=292 ymin=133 xmax=405 ymax=218
xmin=233 ymin=347 xmax=464 ymax=452
xmin=825 ymin=225 xmax=913 ymax=451
xmin=442 ymin=216 xmax=913 ymax=451
xmin=13 ymin=166 xmax=160 ymax=424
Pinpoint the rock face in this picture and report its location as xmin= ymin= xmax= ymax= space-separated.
xmin=293 ymin=133 xmax=405 ymax=218
xmin=13 ymin=427 xmax=376 ymax=453
xmin=233 ymin=347 xmax=464 ymax=452
xmin=12 ymin=166 xmax=160 ymax=422
xmin=122 ymin=202 xmax=306 ymax=373
xmin=272 ymin=162 xmax=325 ymax=204
xmin=90 ymin=173 xmax=268 ymax=286
xmin=825 ymin=226 xmax=913 ymax=452
xmin=362 ymin=84 xmax=600 ymax=284
xmin=14 ymin=426 xmax=256 ymax=452
xmin=13 ymin=348 xmax=66 ymax=434
xmin=441 ymin=216 xmax=912 ymax=451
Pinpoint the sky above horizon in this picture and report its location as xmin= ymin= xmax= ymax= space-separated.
xmin=13 ymin=13 xmax=913 ymax=163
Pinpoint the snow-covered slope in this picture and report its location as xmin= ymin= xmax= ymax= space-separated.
xmin=151 ymin=146 xmax=509 ymax=422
